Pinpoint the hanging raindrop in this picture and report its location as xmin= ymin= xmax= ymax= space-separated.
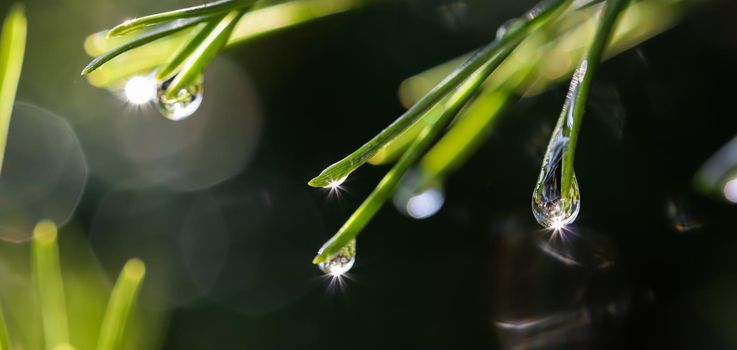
xmin=393 ymin=169 xmax=445 ymax=220
xmin=531 ymin=62 xmax=587 ymax=228
xmin=318 ymin=239 xmax=356 ymax=276
xmin=531 ymin=124 xmax=581 ymax=228
xmin=155 ymin=73 xmax=204 ymax=121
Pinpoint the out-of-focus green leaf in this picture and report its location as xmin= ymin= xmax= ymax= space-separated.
xmin=0 ymin=3 xmax=26 ymax=175
xmin=97 ymin=259 xmax=146 ymax=350
xmin=32 ymin=221 xmax=70 ymax=349
xmin=0 ymin=304 xmax=9 ymax=350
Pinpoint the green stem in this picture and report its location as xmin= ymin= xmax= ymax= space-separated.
xmin=32 ymin=221 xmax=70 ymax=350
xmin=560 ymin=0 xmax=629 ymax=196
xmin=97 ymin=259 xmax=146 ymax=350
xmin=307 ymin=0 xmax=572 ymax=188
xmin=0 ymin=3 xmax=26 ymax=175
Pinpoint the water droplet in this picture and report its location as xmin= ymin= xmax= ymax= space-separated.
xmin=531 ymin=63 xmax=588 ymax=228
xmin=531 ymin=138 xmax=580 ymax=228
xmin=318 ymin=239 xmax=356 ymax=276
xmin=496 ymin=18 xmax=523 ymax=40
xmin=155 ymin=74 xmax=204 ymax=121
xmin=393 ymin=169 xmax=444 ymax=219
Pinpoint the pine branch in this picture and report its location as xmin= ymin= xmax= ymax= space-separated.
xmin=312 ymin=0 xmax=572 ymax=263
xmin=97 ymin=259 xmax=146 ymax=350
xmin=307 ymin=0 xmax=572 ymax=188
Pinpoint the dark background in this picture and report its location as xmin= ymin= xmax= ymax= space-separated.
xmin=4 ymin=0 xmax=737 ymax=348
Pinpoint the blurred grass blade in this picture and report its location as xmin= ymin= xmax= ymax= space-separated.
xmin=155 ymin=19 xmax=222 ymax=81
xmin=0 ymin=304 xmax=10 ymax=350
xmin=97 ymin=259 xmax=146 ymax=350
xmin=0 ymin=4 xmax=26 ymax=175
xmin=108 ymin=0 xmax=255 ymax=37
xmin=32 ymin=220 xmax=70 ymax=349
xmin=53 ymin=345 xmax=75 ymax=350
xmin=560 ymin=0 xmax=629 ymax=197
xmin=81 ymin=17 xmax=207 ymax=76
xmin=227 ymin=0 xmax=367 ymax=46
xmin=307 ymin=0 xmax=571 ymax=188
xmin=163 ymin=10 xmax=244 ymax=99
xmin=313 ymin=56 xmax=507 ymax=263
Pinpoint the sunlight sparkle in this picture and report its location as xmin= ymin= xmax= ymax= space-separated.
xmin=124 ymin=76 xmax=156 ymax=104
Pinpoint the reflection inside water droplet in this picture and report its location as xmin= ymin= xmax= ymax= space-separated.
xmin=318 ymin=239 xmax=356 ymax=276
xmin=156 ymin=74 xmax=204 ymax=121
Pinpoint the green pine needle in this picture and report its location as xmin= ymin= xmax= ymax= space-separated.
xmin=313 ymin=45 xmax=518 ymax=263
xmin=163 ymin=9 xmax=245 ymax=99
xmin=108 ymin=0 xmax=255 ymax=37
xmin=155 ymin=18 xmax=223 ymax=81
xmin=307 ymin=0 xmax=572 ymax=188
xmin=560 ymin=0 xmax=630 ymax=197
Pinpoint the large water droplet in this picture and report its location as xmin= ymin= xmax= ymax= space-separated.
xmin=393 ymin=169 xmax=444 ymax=220
xmin=156 ymin=74 xmax=204 ymax=121
xmin=318 ymin=239 xmax=356 ymax=276
xmin=531 ymin=62 xmax=588 ymax=228
xmin=531 ymin=134 xmax=580 ymax=228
